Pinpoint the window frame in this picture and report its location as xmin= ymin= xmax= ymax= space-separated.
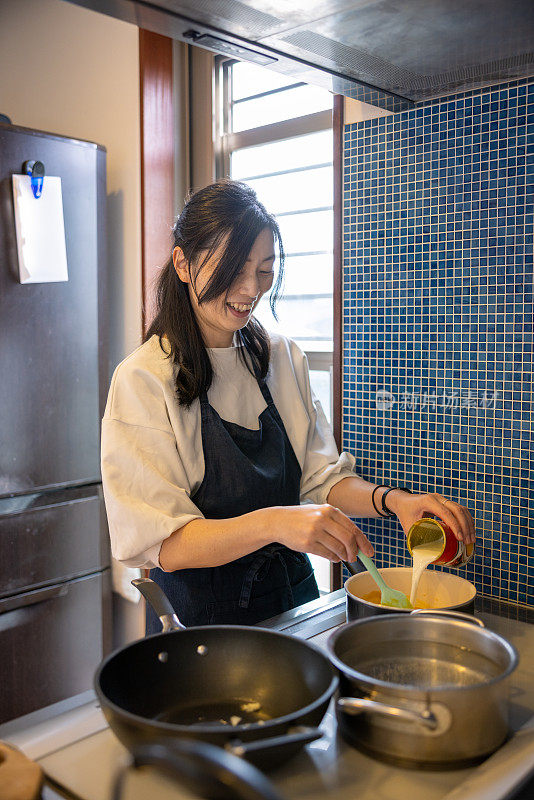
xmin=214 ymin=56 xmax=335 ymax=383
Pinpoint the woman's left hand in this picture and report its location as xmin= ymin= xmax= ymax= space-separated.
xmin=386 ymin=491 xmax=476 ymax=544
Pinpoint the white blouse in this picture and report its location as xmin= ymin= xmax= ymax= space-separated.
xmin=101 ymin=333 xmax=357 ymax=568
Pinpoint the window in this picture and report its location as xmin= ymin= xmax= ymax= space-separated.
xmin=215 ymin=60 xmax=334 ymax=413
xmin=215 ymin=60 xmax=335 ymax=591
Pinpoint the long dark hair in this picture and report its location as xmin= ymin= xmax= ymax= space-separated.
xmin=145 ymin=180 xmax=285 ymax=406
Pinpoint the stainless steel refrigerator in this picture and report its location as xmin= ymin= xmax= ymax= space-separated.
xmin=0 ymin=120 xmax=111 ymax=725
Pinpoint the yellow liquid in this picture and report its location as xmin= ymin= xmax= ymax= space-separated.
xmin=361 ymin=590 xmax=432 ymax=610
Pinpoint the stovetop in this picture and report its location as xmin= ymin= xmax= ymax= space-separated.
xmin=5 ymin=593 xmax=534 ymax=800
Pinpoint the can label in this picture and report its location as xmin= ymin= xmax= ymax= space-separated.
xmin=407 ymin=518 xmax=475 ymax=567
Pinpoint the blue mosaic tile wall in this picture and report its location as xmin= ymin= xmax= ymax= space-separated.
xmin=342 ymin=80 xmax=533 ymax=607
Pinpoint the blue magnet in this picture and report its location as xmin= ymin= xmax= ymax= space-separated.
xmin=23 ymin=160 xmax=45 ymax=199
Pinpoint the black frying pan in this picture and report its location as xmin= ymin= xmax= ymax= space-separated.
xmin=112 ymin=739 xmax=286 ymax=800
xmin=95 ymin=578 xmax=338 ymax=773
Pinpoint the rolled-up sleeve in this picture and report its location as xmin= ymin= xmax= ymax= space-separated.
xmin=101 ymin=418 xmax=203 ymax=568
xmin=101 ymin=349 xmax=204 ymax=569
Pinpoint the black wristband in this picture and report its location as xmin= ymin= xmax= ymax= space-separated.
xmin=371 ymin=484 xmax=390 ymax=518
xmin=382 ymin=486 xmax=413 ymax=516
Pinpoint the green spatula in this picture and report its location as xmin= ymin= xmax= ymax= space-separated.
xmin=355 ymin=552 xmax=412 ymax=609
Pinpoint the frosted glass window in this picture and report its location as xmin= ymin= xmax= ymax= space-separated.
xmin=232 ymin=61 xmax=297 ymax=100
xmin=276 ymin=210 xmax=333 ymax=255
xmin=255 ymin=295 xmax=333 ymax=351
xmin=282 ymin=254 xmax=333 ymax=296
xmin=310 ymin=369 xmax=332 ymax=424
xmin=231 ymin=130 xmax=332 ymax=178
xmin=245 ymin=166 xmax=332 ymax=216
xmin=232 ymin=84 xmax=333 ymax=132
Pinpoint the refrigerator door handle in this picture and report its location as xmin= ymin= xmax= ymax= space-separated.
xmin=0 ymin=583 xmax=69 ymax=614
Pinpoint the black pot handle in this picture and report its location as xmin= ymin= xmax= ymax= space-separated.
xmin=112 ymin=740 xmax=285 ymax=800
xmin=227 ymin=725 xmax=322 ymax=757
xmin=132 ymin=577 xmax=186 ymax=631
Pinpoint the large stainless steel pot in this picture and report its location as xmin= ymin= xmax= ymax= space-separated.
xmin=327 ymin=611 xmax=519 ymax=768
xmin=345 ymin=567 xmax=476 ymax=619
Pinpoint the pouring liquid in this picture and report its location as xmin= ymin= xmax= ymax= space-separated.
xmin=410 ymin=539 xmax=444 ymax=606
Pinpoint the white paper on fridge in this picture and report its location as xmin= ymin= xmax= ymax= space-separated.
xmin=12 ymin=174 xmax=68 ymax=283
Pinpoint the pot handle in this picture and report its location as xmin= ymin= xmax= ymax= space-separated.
xmin=410 ymin=609 xmax=485 ymax=627
xmin=112 ymin=740 xmax=284 ymax=800
xmin=338 ymin=697 xmax=439 ymax=730
xmin=227 ymin=725 xmax=323 ymax=757
xmin=132 ymin=577 xmax=186 ymax=632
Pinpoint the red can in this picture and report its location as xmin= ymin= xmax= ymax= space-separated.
xmin=406 ymin=518 xmax=475 ymax=567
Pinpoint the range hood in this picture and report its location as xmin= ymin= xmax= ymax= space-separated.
xmin=68 ymin=1 xmax=534 ymax=110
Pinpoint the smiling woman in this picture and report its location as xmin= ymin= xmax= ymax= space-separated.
xmin=172 ymin=227 xmax=276 ymax=348
xmin=145 ymin=180 xmax=285 ymax=405
xmin=100 ymin=179 xmax=475 ymax=636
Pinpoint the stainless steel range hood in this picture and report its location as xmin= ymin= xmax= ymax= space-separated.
xmin=68 ymin=1 xmax=534 ymax=110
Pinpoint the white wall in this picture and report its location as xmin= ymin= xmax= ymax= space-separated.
xmin=0 ymin=0 xmax=142 ymax=368
xmin=344 ymin=97 xmax=392 ymax=124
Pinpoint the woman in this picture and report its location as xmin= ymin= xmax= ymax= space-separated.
xmin=101 ymin=180 xmax=475 ymax=633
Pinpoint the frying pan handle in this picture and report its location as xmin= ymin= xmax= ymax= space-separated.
xmin=111 ymin=740 xmax=284 ymax=800
xmin=227 ymin=725 xmax=323 ymax=757
xmin=132 ymin=577 xmax=186 ymax=631
xmin=410 ymin=609 xmax=485 ymax=627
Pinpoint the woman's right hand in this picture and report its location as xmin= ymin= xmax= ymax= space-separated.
xmin=251 ymin=504 xmax=374 ymax=562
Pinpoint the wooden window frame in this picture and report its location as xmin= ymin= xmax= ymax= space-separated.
xmin=331 ymin=93 xmax=344 ymax=591
xmin=139 ymin=28 xmax=174 ymax=335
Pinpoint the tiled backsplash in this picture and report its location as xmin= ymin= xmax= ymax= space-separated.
xmin=342 ymin=80 xmax=533 ymax=607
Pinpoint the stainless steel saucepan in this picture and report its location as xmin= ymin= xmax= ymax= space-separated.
xmin=327 ymin=610 xmax=519 ymax=768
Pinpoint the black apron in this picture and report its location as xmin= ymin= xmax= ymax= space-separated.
xmin=146 ymin=376 xmax=319 ymax=633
